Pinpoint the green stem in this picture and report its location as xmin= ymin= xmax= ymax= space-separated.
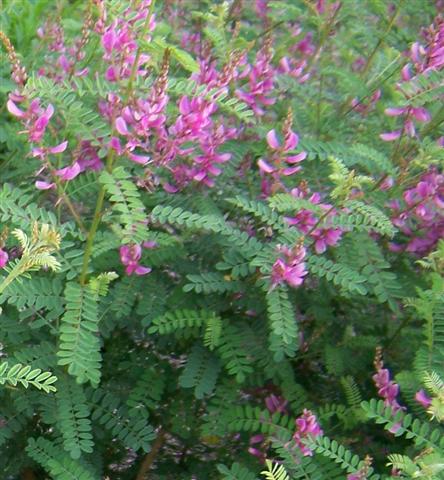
xmin=0 ymin=261 xmax=25 ymax=295
xmin=306 ymin=204 xmax=336 ymax=238
xmin=316 ymin=74 xmax=324 ymax=138
xmin=51 ymin=168 xmax=87 ymax=234
xmin=125 ymin=0 xmax=157 ymax=100
xmin=337 ymin=3 xmax=403 ymax=117
xmin=305 ymin=5 xmax=341 ymax=74
xmin=360 ymin=1 xmax=403 ymax=79
xmin=79 ymin=188 xmax=106 ymax=285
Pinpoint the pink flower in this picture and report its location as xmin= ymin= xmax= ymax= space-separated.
xmin=292 ymin=409 xmax=323 ymax=457
xmin=271 ymin=245 xmax=308 ymax=289
xmin=388 ymin=168 xmax=443 ymax=254
xmin=259 ymin=123 xmax=307 ymax=195
xmin=265 ymin=394 xmax=288 ymax=413
xmin=380 ymin=130 xmax=401 ymax=142
xmin=35 ymin=180 xmax=56 ymax=190
xmin=55 ymin=162 xmax=81 ymax=181
xmin=311 ymin=228 xmax=342 ymax=254
xmin=7 ymin=97 xmax=54 ymax=144
xmin=415 ymin=389 xmax=432 ymax=408
xmin=6 ymin=99 xmax=25 ymax=118
xmin=373 ymin=349 xmax=403 ymax=433
xmin=76 ymin=142 xmax=103 ymax=171
xmin=0 ymin=249 xmax=9 ymax=268
xmin=32 ymin=141 xmax=68 ymax=159
xmin=119 ymin=244 xmax=151 ymax=276
xmin=236 ymin=40 xmax=275 ymax=116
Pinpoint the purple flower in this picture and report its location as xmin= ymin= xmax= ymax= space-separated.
xmin=119 ymin=244 xmax=151 ymax=276
xmin=373 ymin=349 xmax=403 ymax=433
xmin=415 ymin=389 xmax=432 ymax=408
xmin=380 ymin=130 xmax=401 ymax=142
xmin=55 ymin=162 xmax=81 ymax=181
xmin=258 ymin=115 xmax=307 ymax=195
xmin=76 ymin=141 xmax=103 ymax=171
xmin=311 ymin=228 xmax=342 ymax=254
xmin=388 ymin=169 xmax=443 ymax=254
xmin=35 ymin=180 xmax=56 ymax=190
xmin=32 ymin=141 xmax=68 ymax=159
xmin=7 ymin=97 xmax=54 ymax=144
xmin=271 ymin=245 xmax=308 ymax=289
xmin=0 ymin=249 xmax=9 ymax=268
xmin=292 ymin=409 xmax=323 ymax=457
xmin=236 ymin=39 xmax=275 ymax=116
xmin=265 ymin=394 xmax=288 ymax=413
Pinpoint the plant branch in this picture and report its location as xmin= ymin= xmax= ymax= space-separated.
xmin=79 ymin=2 xmax=156 ymax=285
xmin=135 ymin=428 xmax=166 ymax=480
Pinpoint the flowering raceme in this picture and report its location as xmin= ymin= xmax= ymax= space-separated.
xmin=0 ymin=249 xmax=8 ymax=269
xmin=7 ymin=98 xmax=54 ymax=144
xmin=100 ymin=0 xmax=155 ymax=83
xmin=380 ymin=106 xmax=431 ymax=142
xmin=236 ymin=38 xmax=275 ymax=116
xmin=389 ymin=169 xmax=444 ymax=254
xmin=380 ymin=14 xmax=443 ymax=142
xmin=271 ymin=244 xmax=307 ymax=289
xmin=292 ymin=409 xmax=323 ymax=457
xmin=373 ymin=348 xmax=403 ymax=433
xmin=284 ymin=186 xmax=343 ymax=254
xmin=258 ymin=110 xmax=307 ymax=196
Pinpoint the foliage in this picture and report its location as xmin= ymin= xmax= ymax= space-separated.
xmin=0 ymin=0 xmax=443 ymax=479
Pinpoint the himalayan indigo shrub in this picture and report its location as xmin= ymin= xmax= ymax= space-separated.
xmin=0 ymin=0 xmax=443 ymax=479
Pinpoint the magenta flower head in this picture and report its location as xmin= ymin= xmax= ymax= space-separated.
xmin=119 ymin=244 xmax=151 ymax=276
xmin=271 ymin=244 xmax=308 ymax=289
xmin=264 ymin=394 xmax=288 ymax=413
xmin=7 ymin=98 xmax=55 ymax=144
xmin=258 ymin=110 xmax=307 ymax=195
xmin=373 ymin=347 xmax=403 ymax=433
xmin=0 ymin=249 xmax=9 ymax=269
xmin=292 ymin=409 xmax=323 ymax=457
xmin=415 ymin=389 xmax=432 ymax=408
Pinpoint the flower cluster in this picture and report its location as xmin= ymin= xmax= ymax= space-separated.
xmin=389 ymin=169 xmax=444 ymax=254
xmin=285 ymin=184 xmax=342 ymax=254
xmin=36 ymin=12 xmax=92 ymax=81
xmin=100 ymin=0 xmax=155 ymax=83
xmin=110 ymin=52 xmax=169 ymax=167
xmin=248 ymin=393 xmax=288 ymax=461
xmin=271 ymin=244 xmax=308 ymax=289
xmin=403 ymin=14 xmax=444 ymax=78
xmin=0 ymin=31 xmax=27 ymax=87
xmin=278 ymin=25 xmax=315 ymax=83
xmin=373 ymin=348 xmax=403 ymax=432
xmin=258 ymin=112 xmax=307 ymax=196
xmin=380 ymin=14 xmax=443 ymax=142
xmin=292 ymin=409 xmax=323 ymax=457
xmin=236 ymin=37 xmax=275 ymax=116
xmin=380 ymin=106 xmax=431 ymax=142
xmin=6 ymin=95 xmax=71 ymax=189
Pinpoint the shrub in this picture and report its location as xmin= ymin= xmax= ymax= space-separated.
xmin=0 ymin=0 xmax=443 ymax=479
